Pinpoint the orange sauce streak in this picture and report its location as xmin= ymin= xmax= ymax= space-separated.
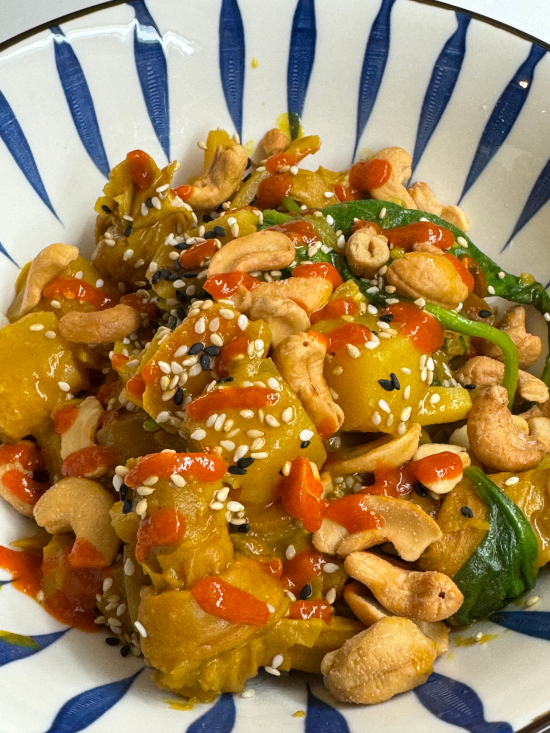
xmin=292 ymin=263 xmax=343 ymax=290
xmin=69 ymin=538 xmax=106 ymax=568
xmin=61 ymin=446 xmax=118 ymax=478
xmin=191 ymin=577 xmax=270 ymax=626
xmin=385 ymin=302 xmax=445 ymax=353
xmin=43 ymin=279 xmax=117 ymax=310
xmin=349 ymin=159 xmax=392 ymax=191
xmin=179 ymin=239 xmax=219 ymax=269
xmin=334 ymin=183 xmax=361 ymax=202
xmin=120 ymin=293 xmax=158 ymax=317
xmin=323 ymin=495 xmax=385 ymax=534
xmin=310 ymin=297 xmax=358 ymax=325
xmin=111 ymin=353 xmax=129 ymax=371
xmin=385 ymin=222 xmax=454 ymax=251
xmin=125 ymin=452 xmax=227 ymax=487
xmin=289 ymin=600 xmax=332 ymax=624
xmin=410 ymin=452 xmax=463 ymax=485
xmin=326 ymin=323 xmax=372 ymax=353
xmin=126 ymin=373 xmax=146 ymax=397
xmin=271 ymin=220 xmax=318 ymax=247
xmin=1 ymin=471 xmax=47 ymax=505
xmin=216 ymin=336 xmax=250 ymax=378
xmin=359 ymin=465 xmax=414 ymax=498
xmin=126 ymin=149 xmax=156 ymax=190
xmin=445 ymin=253 xmax=475 ymax=292
xmin=0 ymin=546 xmax=42 ymax=597
xmin=53 ymin=405 xmax=79 ymax=435
xmin=255 ymin=175 xmax=293 ymax=209
xmin=279 ymin=458 xmax=324 ymax=533
xmin=96 ymin=380 xmax=118 ymax=408
xmin=281 ymin=549 xmax=328 ymax=593
xmin=259 ymin=557 xmax=283 ymax=581
xmin=135 ymin=508 xmax=186 ymax=562
xmin=0 ymin=444 xmax=43 ymax=472
xmin=203 ymin=271 xmax=260 ymax=300
xmin=174 ymin=185 xmax=194 ymax=201
xmin=187 ymin=386 xmax=280 ymax=421
xmin=351 ymin=220 xmax=383 ymax=234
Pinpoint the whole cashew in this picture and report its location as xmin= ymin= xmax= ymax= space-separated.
xmin=408 ymin=182 xmax=469 ymax=231
xmin=60 ymin=396 xmax=105 ymax=460
xmin=527 ymin=417 xmax=550 ymax=451
xmin=20 ymin=244 xmax=79 ymax=316
xmin=455 ymin=356 xmax=549 ymax=403
xmin=321 ymin=617 xmax=437 ymax=704
xmin=345 ymin=225 xmax=390 ymax=278
xmin=59 ymin=304 xmax=142 ymax=344
xmin=366 ymin=148 xmax=416 ymax=207
xmin=345 ymin=552 xmax=464 ymax=622
xmin=260 ymin=128 xmax=289 ymax=156
xmin=249 ymin=296 xmax=310 ymax=347
xmin=386 ymin=251 xmax=469 ymax=309
xmin=467 ymin=385 xmax=545 ymax=471
xmin=33 ymin=477 xmax=119 ymax=567
xmin=273 ymin=332 xmax=344 ymax=438
xmin=411 ymin=443 xmax=471 ymax=495
xmin=207 ymin=230 xmax=295 ymax=276
xmin=482 ymin=306 xmax=541 ymax=369
xmin=313 ymin=494 xmax=442 ymax=561
xmin=323 ymin=424 xmax=421 ymax=476
xmin=186 ymin=142 xmax=248 ymax=210
xmin=251 ymin=277 xmax=333 ymax=314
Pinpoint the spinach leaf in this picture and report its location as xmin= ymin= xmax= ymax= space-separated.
xmin=453 ymin=467 xmax=538 ymax=626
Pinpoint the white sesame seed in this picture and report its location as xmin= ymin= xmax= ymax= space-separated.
xmin=116 ymin=603 xmax=127 ymax=617
xmin=156 ymin=411 xmax=171 ymax=424
xmin=134 ymin=621 xmax=148 ymax=638
xmin=545 ymin=313 xmax=550 ymax=322
xmin=346 ymin=343 xmax=361 ymax=358
xmin=526 ymin=595 xmax=540 ymax=607
xmin=267 ymin=604 xmax=275 ymax=613
xmin=325 ymin=587 xmax=337 ymax=605
xmin=197 ymin=140 xmax=207 ymax=150
xmin=282 ymin=461 xmax=292 ymax=477
xmin=299 ymin=429 xmax=314 ymax=441
xmin=367 ymin=304 xmax=378 ymax=315
xmin=272 ymin=654 xmax=284 ymax=669
xmin=386 ymin=298 xmax=399 ymax=305
xmin=379 ymin=207 xmax=387 ymax=219
xmin=487 ymin=285 xmax=495 ymax=295
xmin=115 ymin=465 xmax=129 ymax=477
xmin=285 ymin=544 xmax=297 ymax=561
xmin=414 ymin=298 xmax=426 ymax=308
xmin=151 ymin=196 xmax=161 ymax=210
xmin=240 ymin=410 xmax=254 ymax=419
xmin=107 ymin=617 xmax=122 ymax=628
xmin=251 ymin=452 xmax=268 ymax=459
xmin=174 ymin=345 xmax=188 ymax=358
xmin=137 ymin=486 xmax=155 ymax=496
xmin=430 ymin=393 xmax=441 ymax=405
xmin=191 ymin=429 xmax=206 ymax=440
xmin=227 ymin=501 xmax=245 ymax=513
xmin=45 ymin=330 xmax=56 ymax=339
xmin=323 ymin=563 xmax=339 ymax=573
xmin=220 ymin=440 xmax=235 ymax=451
xmin=219 ymin=308 xmax=235 ymax=320
xmin=397 ymin=422 xmax=407 ymax=435
xmin=505 ymin=476 xmax=519 ymax=486
xmin=124 ymin=558 xmax=135 ymax=576
xmin=207 ymin=317 xmax=220 ymax=333
xmin=233 ymin=445 xmax=249 ymax=462
xmin=372 ymin=411 xmax=381 ymax=425
xmin=238 ymin=314 xmax=248 ymax=331
xmin=377 ymin=321 xmax=390 ymax=331
xmin=385 ymin=285 xmax=397 ymax=293
xmin=497 ymin=271 xmax=505 ymax=280
xmin=103 ymin=577 xmax=113 ymax=593
xmin=194 ymin=317 xmax=206 ymax=334
xmin=421 ymin=367 xmax=428 ymax=382
xmin=30 ymin=323 xmax=45 ymax=332
xmin=401 ymin=367 xmax=412 ymax=375
xmin=378 ymin=399 xmax=391 ymax=413
xmin=457 ymin=236 xmax=468 ymax=248
xmin=170 ymin=474 xmax=186 ymax=488
xmin=281 ymin=407 xmax=294 ymax=423
xmin=94 ymin=616 xmax=105 ymax=625
xmin=50 ymin=300 xmax=61 ymax=309
xmin=214 ymin=414 xmax=226 ymax=432
xmin=267 ymin=377 xmax=280 ymax=391
xmin=241 ymin=689 xmax=256 ymax=699
xmin=324 ymin=191 xmax=333 ymax=199
xmin=265 ymin=415 xmax=280 ymax=428
xmin=400 ymin=407 xmax=412 ymax=421
xmin=216 ymin=487 xmax=230 ymax=502
xmin=475 ymin=631 xmax=483 ymax=641
xmin=135 ymin=498 xmax=148 ymax=517
xmin=386 ymin=414 xmax=394 ymax=427
xmin=210 ymin=501 xmax=225 ymax=511
xmin=210 ymin=333 xmax=224 ymax=347
xmin=264 ymin=666 xmax=280 ymax=676
xmin=58 ymin=381 xmax=71 ymax=392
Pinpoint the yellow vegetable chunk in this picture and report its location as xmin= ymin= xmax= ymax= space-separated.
xmin=0 ymin=312 xmax=88 ymax=440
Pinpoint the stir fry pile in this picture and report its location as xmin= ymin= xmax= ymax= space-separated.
xmin=1 ymin=127 xmax=550 ymax=705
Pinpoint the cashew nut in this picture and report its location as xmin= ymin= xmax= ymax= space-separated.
xmin=19 ymin=244 xmax=79 ymax=316
xmin=207 ymin=230 xmax=295 ymax=277
xmin=467 ymin=385 xmax=545 ymax=471
xmin=321 ymin=616 xmax=437 ymax=704
xmin=408 ymin=182 xmax=469 ymax=231
xmin=186 ymin=141 xmax=248 ymax=210
xmin=58 ymin=304 xmax=142 ymax=344
xmin=249 ymin=296 xmax=310 ymax=347
xmin=345 ymin=226 xmax=390 ymax=278
xmin=33 ymin=477 xmax=119 ymax=567
xmin=313 ymin=494 xmax=442 ymax=561
xmin=251 ymin=277 xmax=333 ymax=315
xmin=260 ymin=127 xmax=289 ymax=156
xmin=60 ymin=397 xmax=105 ymax=460
xmin=0 ymin=441 xmax=44 ymax=518
xmin=386 ymin=251 xmax=469 ymax=309
xmin=323 ymin=424 xmax=421 ymax=476
xmin=412 ymin=443 xmax=471 ymax=495
xmin=345 ymin=552 xmax=463 ymax=622
xmin=527 ymin=417 xmax=550 ymax=451
xmin=273 ymin=332 xmax=344 ymax=438
xmin=482 ymin=306 xmax=542 ymax=369
xmin=455 ymin=356 xmax=549 ymax=403
xmin=366 ymin=148 xmax=416 ymax=208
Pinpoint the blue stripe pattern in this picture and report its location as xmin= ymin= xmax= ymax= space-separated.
xmin=132 ymin=1 xmax=170 ymax=161
xmin=287 ymin=0 xmax=316 ymax=140
xmin=412 ymin=12 xmax=471 ymax=175
xmin=492 ymin=611 xmax=550 ymax=640
xmin=219 ymin=0 xmax=245 ymax=142
xmin=0 ymin=90 xmax=59 ymax=220
xmin=50 ymin=26 xmax=110 ymax=178
xmin=0 ymin=629 xmax=68 ymax=667
xmin=0 ymin=244 xmax=17 ymax=266
xmin=503 ymin=155 xmax=550 ymax=252
xmin=186 ymin=692 xmax=236 ymax=733
xmin=460 ymin=43 xmax=546 ymax=204
xmin=306 ymin=686 xmax=350 ymax=733
xmin=353 ymin=0 xmax=396 ymax=161
xmin=45 ymin=669 xmax=143 ymax=733
xmin=415 ymin=673 xmax=513 ymax=733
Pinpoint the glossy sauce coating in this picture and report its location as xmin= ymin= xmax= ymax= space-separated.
xmin=325 ymin=323 xmax=372 ymax=353
xmin=385 ymin=302 xmax=445 ymax=353
xmin=179 ymin=240 xmax=219 ymax=269
xmin=135 ymin=508 xmax=186 ymax=562
xmin=126 ymin=150 xmax=156 ymax=190
xmin=126 ymin=373 xmax=146 ymax=397
xmin=43 ymin=279 xmax=116 ymax=310
xmin=289 ymin=599 xmax=332 ymax=624
xmin=203 ymin=272 xmax=260 ymax=299
xmin=292 ymin=263 xmax=343 ymax=290
xmin=216 ymin=336 xmax=250 ymax=377
xmin=410 ymin=451 xmax=463 ymax=484
xmin=310 ymin=297 xmax=358 ymax=325
xmin=323 ymin=495 xmax=385 ymax=533
xmin=359 ymin=465 xmax=414 ymax=498
xmin=186 ymin=386 xmax=280 ymax=421
xmin=173 ymin=185 xmax=194 ymax=201
xmin=385 ymin=222 xmax=454 ymax=251
xmin=279 ymin=457 xmax=324 ymax=533
xmin=255 ymin=175 xmax=293 ymax=209
xmin=349 ymin=159 xmax=392 ymax=191
xmin=444 ymin=253 xmax=475 ymax=292
xmin=53 ymin=405 xmax=79 ymax=434
xmin=2 ymin=471 xmax=47 ymax=505
xmin=61 ymin=446 xmax=118 ymax=478
xmin=125 ymin=452 xmax=227 ymax=486
xmin=271 ymin=220 xmax=318 ymax=247
xmin=191 ymin=577 xmax=270 ymax=626
xmin=281 ymin=549 xmax=328 ymax=592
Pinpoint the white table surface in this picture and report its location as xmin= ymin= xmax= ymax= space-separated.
xmin=0 ymin=0 xmax=549 ymax=46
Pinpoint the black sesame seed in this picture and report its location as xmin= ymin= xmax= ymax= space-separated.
xmin=182 ymin=270 xmax=200 ymax=278
xmin=228 ymin=465 xmax=247 ymax=475
xmin=106 ymin=637 xmax=119 ymax=646
xmin=173 ymin=259 xmax=182 ymax=272
xmin=120 ymin=645 xmax=131 ymax=657
xmin=414 ymin=481 xmax=429 ymax=498
xmin=213 ymin=226 xmax=226 ymax=237
xmin=464 ymin=383 xmax=476 ymax=390
xmin=122 ymin=499 xmax=133 ymax=514
xmin=246 ymin=158 xmax=252 ymax=168
xmin=299 ymin=583 xmax=312 ymax=600
xmin=123 ymin=224 xmax=132 ymax=237
xmin=203 ymin=230 xmax=217 ymax=239
xmin=22 ymin=434 xmax=37 ymax=443
xmin=461 ymin=506 xmax=474 ymax=518
xmin=189 ymin=342 xmax=204 ymax=355
xmin=236 ymin=523 xmax=250 ymax=533
xmin=203 ymin=214 xmax=212 ymax=223
xmin=242 ymin=172 xmax=252 ymax=183
xmin=167 ymin=272 xmax=182 ymax=282
xmin=151 ymin=270 xmax=161 ymax=285
xmin=173 ymin=241 xmax=188 ymax=251
xmin=102 ymin=204 xmax=112 ymax=214
xmin=176 ymin=290 xmax=186 ymax=303
xmin=378 ymin=379 xmax=394 ymax=391
xmin=145 ymin=197 xmax=154 ymax=209
xmin=200 ymin=354 xmax=211 ymax=370
xmin=301 ymin=440 xmax=311 ymax=449
xmin=176 ymin=307 xmax=187 ymax=321
xmin=379 ymin=314 xmax=393 ymax=323
xmin=204 ymin=345 xmax=221 ymax=356
xmin=119 ymin=484 xmax=128 ymax=502
xmin=217 ymin=376 xmax=234 ymax=383
xmin=160 ymin=268 xmax=171 ymax=280
xmin=33 ymin=469 xmax=49 ymax=483
xmin=168 ymin=315 xmax=178 ymax=331
xmin=237 ymin=457 xmax=254 ymax=469
xmin=390 ymin=373 xmax=400 ymax=390
xmin=478 ymin=310 xmax=492 ymax=319
xmin=173 ymin=387 xmax=184 ymax=406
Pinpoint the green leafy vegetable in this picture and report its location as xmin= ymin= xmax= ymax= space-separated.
xmin=453 ymin=466 xmax=538 ymax=626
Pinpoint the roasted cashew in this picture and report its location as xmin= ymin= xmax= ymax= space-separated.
xmin=207 ymin=230 xmax=295 ymax=276
xmin=273 ymin=332 xmax=344 ymax=438
xmin=345 ymin=552 xmax=463 ymax=622
xmin=527 ymin=417 xmax=550 ymax=451
xmin=60 ymin=396 xmax=105 ymax=461
xmin=0 ymin=441 xmax=44 ymax=518
xmin=345 ymin=225 xmax=390 ymax=278
xmin=467 ymin=385 xmax=545 ymax=471
xmin=260 ymin=127 xmax=289 ymax=156
xmin=250 ymin=277 xmax=333 ymax=314
xmin=186 ymin=141 xmax=248 ymax=210
xmin=408 ymin=182 xmax=469 ymax=231
xmin=455 ymin=356 xmax=549 ymax=403
xmin=324 ymin=423 xmax=421 ymax=475
xmin=366 ymin=147 xmax=416 ymax=207
xmin=33 ymin=477 xmax=119 ymax=567
xmin=58 ymin=304 xmax=142 ymax=344
xmin=249 ymin=296 xmax=310 ymax=347
xmin=20 ymin=243 xmax=79 ymax=316
xmin=313 ymin=494 xmax=442 ymax=561
xmin=412 ymin=443 xmax=471 ymax=495
xmin=386 ymin=251 xmax=469 ymax=309
xmin=482 ymin=306 xmax=541 ymax=369
xmin=321 ymin=616 xmax=437 ymax=704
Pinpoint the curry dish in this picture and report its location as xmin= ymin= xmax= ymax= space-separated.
xmin=1 ymin=127 xmax=550 ymax=705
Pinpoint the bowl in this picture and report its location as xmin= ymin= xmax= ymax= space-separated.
xmin=1 ymin=1 xmax=550 ymax=731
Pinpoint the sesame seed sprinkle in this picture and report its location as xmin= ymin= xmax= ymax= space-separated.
xmin=526 ymin=595 xmax=540 ymax=607
xmin=58 ymin=381 xmax=71 ymax=392
xmin=378 ymin=399 xmax=391 ymax=413
xmin=505 ymin=476 xmax=519 ymax=486
xmin=134 ymin=621 xmax=148 ymax=638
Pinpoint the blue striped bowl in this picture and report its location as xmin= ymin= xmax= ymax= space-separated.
xmin=1 ymin=1 xmax=550 ymax=731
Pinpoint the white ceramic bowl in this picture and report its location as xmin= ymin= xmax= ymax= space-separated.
xmin=1 ymin=1 xmax=550 ymax=731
